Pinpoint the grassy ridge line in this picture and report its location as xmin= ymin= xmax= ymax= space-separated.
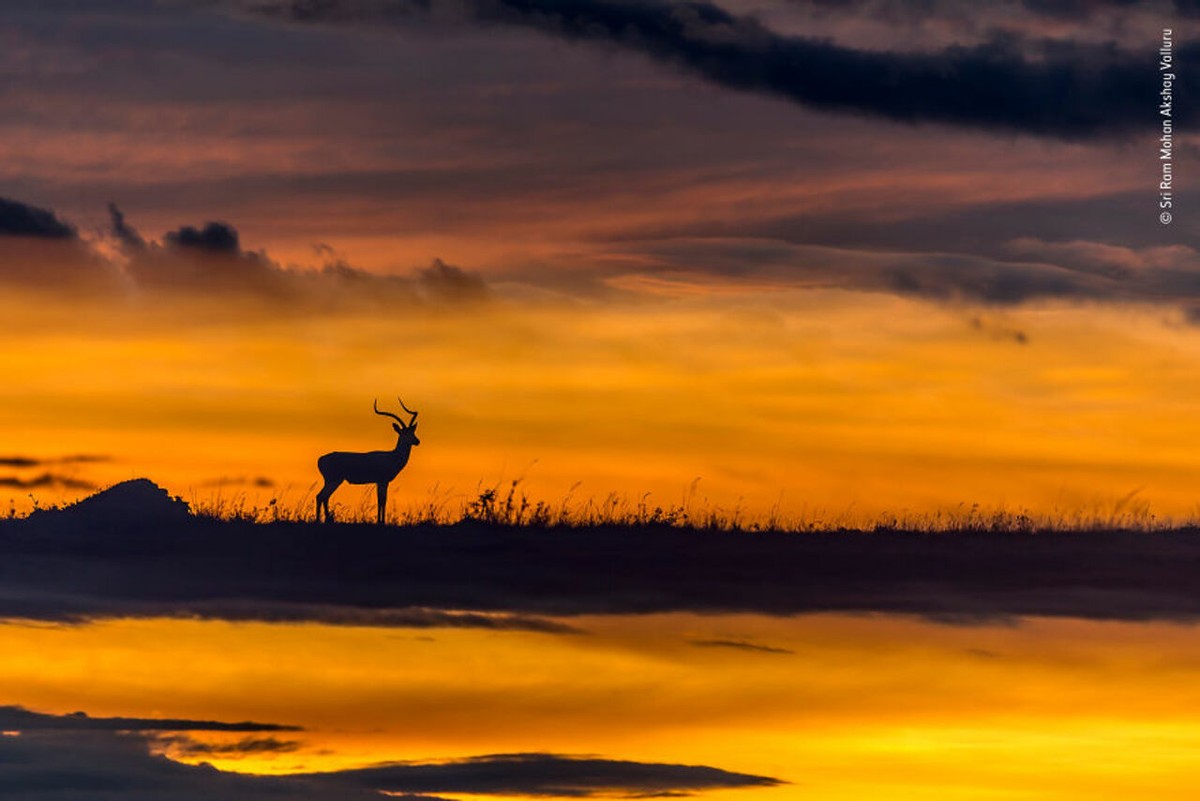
xmin=5 ymin=483 xmax=1200 ymax=621
xmin=186 ymin=480 xmax=1177 ymax=534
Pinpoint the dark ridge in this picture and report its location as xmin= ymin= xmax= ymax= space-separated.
xmin=31 ymin=478 xmax=191 ymax=525
xmin=4 ymin=483 xmax=1200 ymax=623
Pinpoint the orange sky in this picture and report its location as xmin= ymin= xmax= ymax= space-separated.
xmin=5 ymin=3 xmax=1200 ymax=799
xmin=0 ymin=0 xmax=1195 ymax=530
xmin=8 ymin=612 xmax=1200 ymax=799
xmin=4 ymin=284 xmax=1200 ymax=523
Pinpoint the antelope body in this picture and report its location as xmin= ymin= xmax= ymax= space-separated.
xmin=316 ymin=398 xmax=420 ymax=524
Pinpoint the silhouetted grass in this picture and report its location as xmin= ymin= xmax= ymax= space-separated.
xmin=180 ymin=479 xmax=1179 ymax=533
xmin=7 ymin=473 xmax=1181 ymax=533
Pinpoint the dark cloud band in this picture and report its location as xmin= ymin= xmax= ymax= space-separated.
xmin=688 ymin=639 xmax=795 ymax=655
xmin=0 ymin=706 xmax=296 ymax=732
xmin=293 ymin=753 xmax=783 ymax=796
xmin=0 ymin=708 xmax=779 ymax=801
xmin=251 ymin=0 xmax=1190 ymax=139
xmin=0 ymin=197 xmax=76 ymax=240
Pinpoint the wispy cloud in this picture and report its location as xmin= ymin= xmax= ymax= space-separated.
xmin=1 ymin=193 xmax=1197 ymax=312
xmin=688 ymin=639 xmax=794 ymax=655
xmin=155 ymin=734 xmax=303 ymax=757
xmin=0 ymin=455 xmax=109 ymax=469
xmin=0 ymin=474 xmax=95 ymax=491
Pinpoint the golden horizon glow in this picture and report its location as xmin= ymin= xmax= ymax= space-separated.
xmin=4 ymin=284 xmax=1200 ymax=523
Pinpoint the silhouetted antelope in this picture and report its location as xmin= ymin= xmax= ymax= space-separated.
xmin=316 ymin=398 xmax=420 ymax=524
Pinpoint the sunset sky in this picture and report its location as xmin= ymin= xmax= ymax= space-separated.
xmin=5 ymin=1 xmax=1200 ymax=798
xmin=2 ymin=0 xmax=1198 ymax=520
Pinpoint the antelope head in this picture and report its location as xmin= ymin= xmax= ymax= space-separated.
xmin=374 ymin=397 xmax=420 ymax=447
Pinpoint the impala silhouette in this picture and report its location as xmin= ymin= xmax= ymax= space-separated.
xmin=316 ymin=398 xmax=420 ymax=524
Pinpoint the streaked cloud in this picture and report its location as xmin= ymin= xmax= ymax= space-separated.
xmin=1 ymin=194 xmax=1198 ymax=310
xmin=0 ymin=474 xmax=95 ymax=491
xmin=0 ymin=455 xmax=109 ymax=468
xmin=0 ymin=706 xmax=296 ymax=733
xmin=0 ymin=707 xmax=779 ymax=801
xmin=286 ymin=753 xmax=782 ymax=797
xmin=154 ymin=734 xmax=303 ymax=758
xmin=687 ymin=639 xmax=794 ymax=655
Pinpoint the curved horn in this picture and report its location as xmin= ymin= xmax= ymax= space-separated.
xmin=397 ymin=397 xmax=418 ymax=427
xmin=374 ymin=398 xmax=407 ymax=428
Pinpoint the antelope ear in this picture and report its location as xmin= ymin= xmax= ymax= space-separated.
xmin=410 ymin=422 xmax=418 ymax=431
xmin=393 ymin=423 xmax=402 ymax=433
